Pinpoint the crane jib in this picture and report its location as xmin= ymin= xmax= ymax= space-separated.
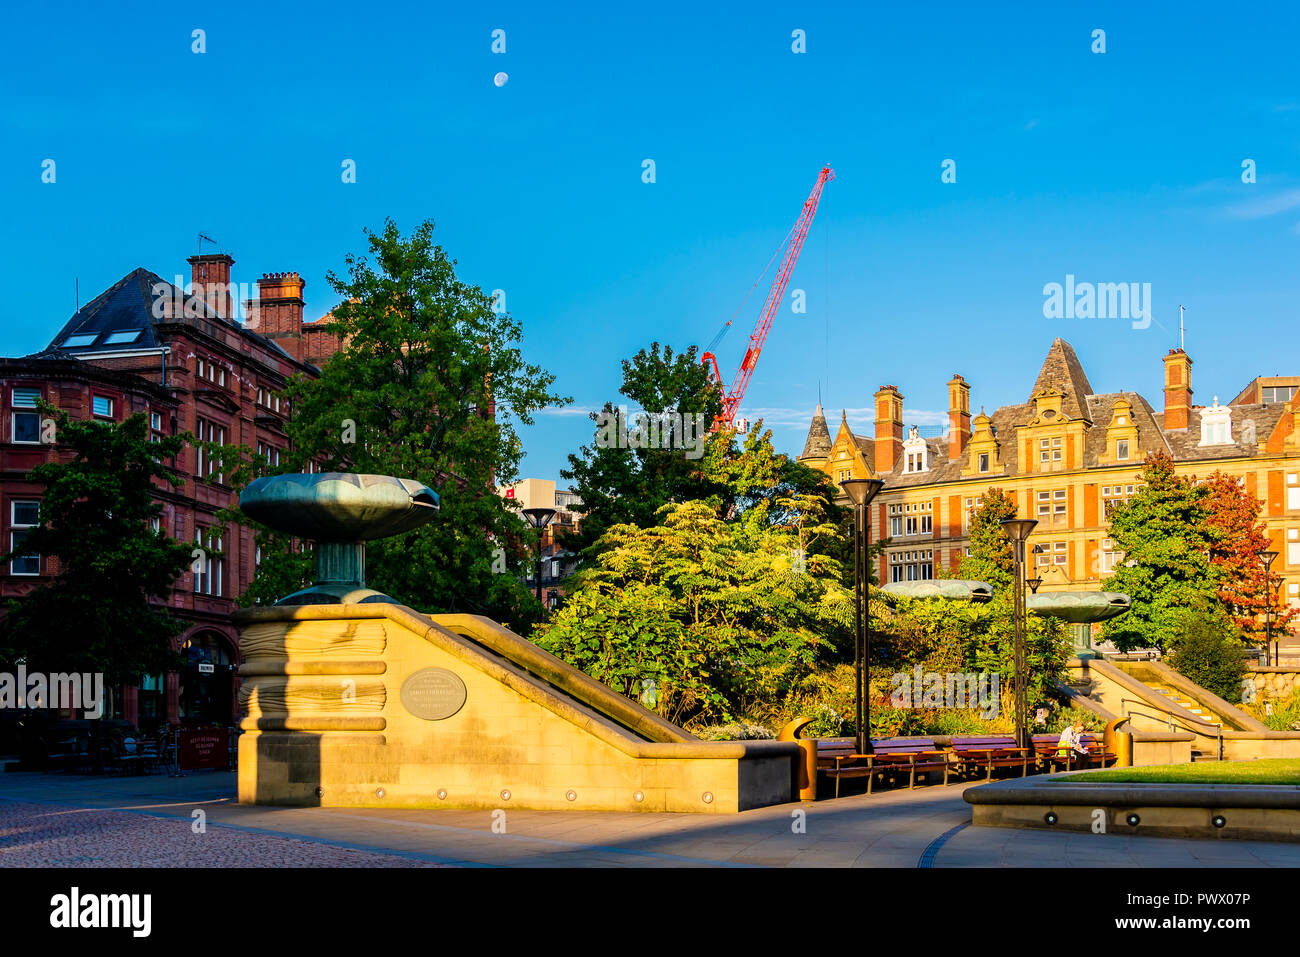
xmin=702 ymin=165 xmax=833 ymax=431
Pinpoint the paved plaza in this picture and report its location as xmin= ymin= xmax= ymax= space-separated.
xmin=1 ymin=771 xmax=1297 ymax=867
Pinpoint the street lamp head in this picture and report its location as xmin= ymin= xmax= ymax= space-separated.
xmin=841 ymin=477 xmax=885 ymax=508
xmin=1000 ymin=517 xmax=1038 ymax=543
xmin=522 ymin=507 xmax=558 ymax=530
xmin=1261 ymin=549 xmax=1279 ymax=571
xmin=1027 ymin=577 xmax=1043 ymax=594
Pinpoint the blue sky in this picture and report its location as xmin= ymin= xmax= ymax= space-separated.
xmin=3 ymin=2 xmax=1299 ymax=484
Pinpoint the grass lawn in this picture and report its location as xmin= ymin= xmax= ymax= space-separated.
xmin=1055 ymin=759 xmax=1300 ymax=785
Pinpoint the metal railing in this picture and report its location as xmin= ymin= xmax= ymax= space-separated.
xmin=1119 ymin=696 xmax=1224 ymax=761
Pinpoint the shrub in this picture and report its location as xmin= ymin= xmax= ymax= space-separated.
xmin=694 ymin=723 xmax=776 ymax=741
xmin=1242 ymin=688 xmax=1300 ymax=732
xmin=769 ymin=666 xmax=1016 ymax=739
xmin=1166 ymin=605 xmax=1247 ymax=702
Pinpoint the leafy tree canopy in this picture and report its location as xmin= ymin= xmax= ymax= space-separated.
xmin=232 ymin=220 xmax=569 ymax=628
xmin=534 ymin=497 xmax=853 ymax=728
xmin=1203 ymin=471 xmax=1298 ymax=641
xmin=953 ymin=486 xmax=1018 ymax=591
xmin=0 ymin=409 xmax=192 ymax=684
xmin=561 ymin=341 xmax=836 ymax=559
xmin=1102 ymin=451 xmax=1219 ymax=651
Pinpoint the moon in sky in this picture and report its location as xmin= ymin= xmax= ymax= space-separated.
xmin=494 ymin=72 xmax=508 ymax=87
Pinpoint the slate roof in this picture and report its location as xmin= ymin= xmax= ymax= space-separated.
xmin=1029 ymin=337 xmax=1094 ymax=422
xmin=36 ymin=268 xmax=176 ymax=356
xmin=1162 ymin=402 xmax=1287 ymax=462
xmin=801 ymin=404 xmax=831 ymax=458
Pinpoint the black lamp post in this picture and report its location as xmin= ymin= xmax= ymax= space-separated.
xmin=1001 ymin=517 xmax=1038 ymax=749
xmin=841 ymin=477 xmax=885 ymax=755
xmin=522 ymin=507 xmax=557 ymax=606
xmin=1262 ymin=549 xmax=1279 ymax=666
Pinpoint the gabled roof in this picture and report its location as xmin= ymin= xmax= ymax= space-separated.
xmin=1029 ymin=338 xmax=1094 ymax=423
xmin=1084 ymin=392 xmax=1173 ymax=460
xmin=853 ymin=434 xmax=877 ymax=472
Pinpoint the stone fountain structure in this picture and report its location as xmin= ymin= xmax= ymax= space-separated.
xmin=232 ymin=473 xmax=797 ymax=812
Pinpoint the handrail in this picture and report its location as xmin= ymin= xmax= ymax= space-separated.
xmin=1119 ymin=696 xmax=1223 ymax=761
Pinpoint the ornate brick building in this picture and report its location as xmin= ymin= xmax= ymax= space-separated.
xmin=0 ymin=253 xmax=339 ymax=727
xmin=799 ymin=338 xmax=1300 ymax=634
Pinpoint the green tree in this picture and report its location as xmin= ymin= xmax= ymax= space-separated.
xmin=0 ymin=408 xmax=192 ymax=685
xmin=1165 ymin=603 xmax=1248 ymax=702
xmin=1102 ymin=451 xmax=1218 ymax=651
xmin=534 ymin=500 xmax=853 ymax=728
xmin=953 ymin=487 xmax=1017 ymax=590
xmin=561 ymin=342 xmax=724 ymax=555
xmin=237 ymin=220 xmax=569 ymax=627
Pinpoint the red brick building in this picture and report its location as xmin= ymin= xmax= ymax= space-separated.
xmin=1 ymin=253 xmax=338 ymax=728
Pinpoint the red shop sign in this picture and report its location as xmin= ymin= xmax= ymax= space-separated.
xmin=178 ymin=727 xmax=229 ymax=770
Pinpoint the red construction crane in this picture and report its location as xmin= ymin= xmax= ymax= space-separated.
xmin=702 ymin=165 xmax=834 ymax=430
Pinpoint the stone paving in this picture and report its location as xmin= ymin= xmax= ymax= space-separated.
xmin=0 ymin=800 xmax=443 ymax=868
xmin=2 ymin=770 xmax=1298 ymax=867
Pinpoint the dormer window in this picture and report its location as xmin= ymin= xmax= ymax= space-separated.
xmin=1116 ymin=439 xmax=1129 ymax=460
xmin=1198 ymin=398 xmax=1232 ymax=447
xmin=978 ymin=452 xmax=990 ymax=472
xmin=902 ymin=426 xmax=928 ymax=474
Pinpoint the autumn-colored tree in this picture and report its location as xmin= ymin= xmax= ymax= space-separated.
xmin=1203 ymin=471 xmax=1298 ymax=641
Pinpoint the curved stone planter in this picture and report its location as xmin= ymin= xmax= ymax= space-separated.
xmin=965 ymin=773 xmax=1300 ymax=843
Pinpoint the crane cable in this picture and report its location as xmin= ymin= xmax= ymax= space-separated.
xmin=705 ymin=217 xmax=801 ymax=357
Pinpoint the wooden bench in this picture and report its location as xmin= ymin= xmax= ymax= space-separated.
xmin=816 ymin=737 xmax=951 ymax=798
xmin=1031 ymin=733 xmax=1116 ymax=772
xmin=948 ymin=735 xmax=1033 ymax=780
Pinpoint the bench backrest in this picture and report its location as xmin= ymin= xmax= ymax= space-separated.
xmin=950 ymin=735 xmax=1017 ymax=750
xmin=817 ymin=742 xmax=857 ymax=755
xmin=870 ymin=737 xmax=938 ymax=753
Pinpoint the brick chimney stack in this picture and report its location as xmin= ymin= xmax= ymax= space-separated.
xmin=249 ymin=272 xmax=306 ymax=345
xmin=1162 ymin=348 xmax=1194 ymax=430
xmin=874 ymin=385 xmax=904 ymax=472
xmin=947 ymin=373 xmax=971 ymax=460
xmin=187 ymin=253 xmax=235 ymax=319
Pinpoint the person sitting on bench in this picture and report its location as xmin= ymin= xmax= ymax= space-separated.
xmin=1057 ymin=721 xmax=1090 ymax=761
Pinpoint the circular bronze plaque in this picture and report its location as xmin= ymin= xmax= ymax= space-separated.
xmin=400 ymin=668 xmax=467 ymax=721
